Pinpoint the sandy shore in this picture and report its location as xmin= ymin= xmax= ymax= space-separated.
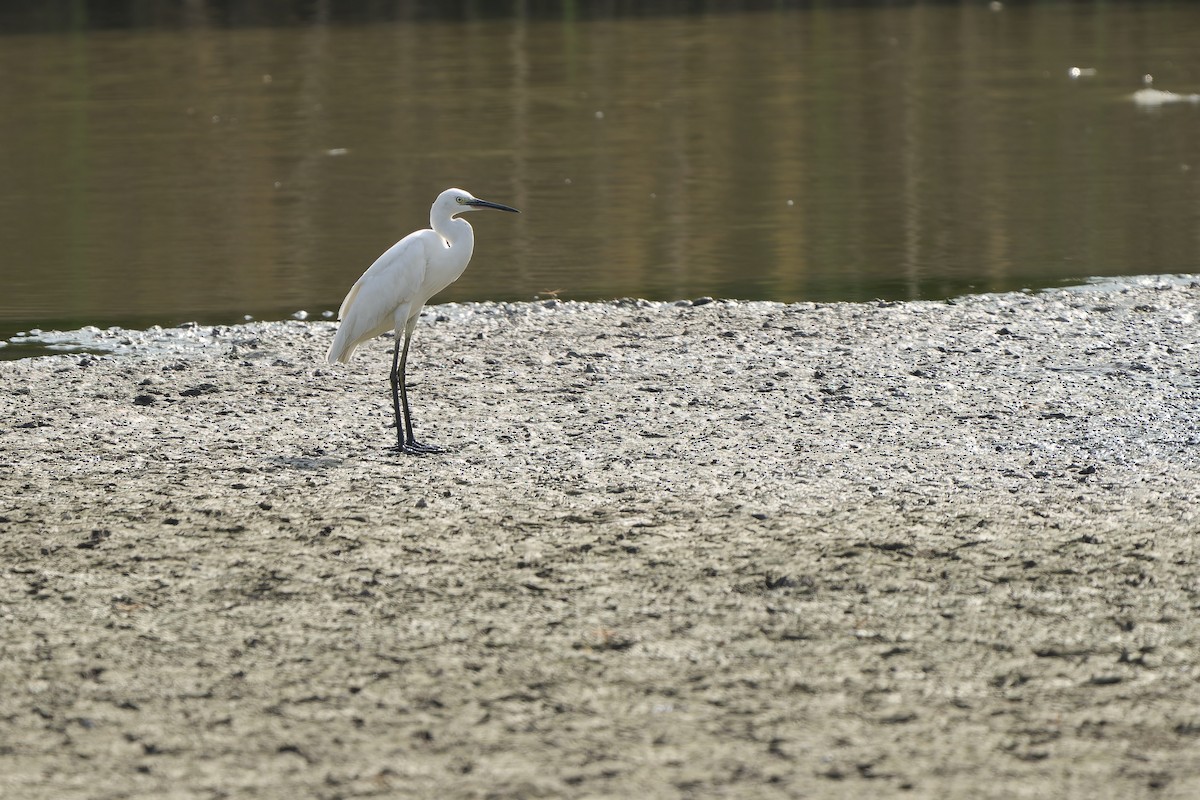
xmin=2 ymin=276 xmax=1200 ymax=799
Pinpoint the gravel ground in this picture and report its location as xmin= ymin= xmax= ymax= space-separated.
xmin=2 ymin=276 xmax=1200 ymax=799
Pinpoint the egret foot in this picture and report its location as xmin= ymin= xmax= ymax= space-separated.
xmin=388 ymin=440 xmax=445 ymax=456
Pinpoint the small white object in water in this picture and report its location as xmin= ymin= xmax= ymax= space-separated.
xmin=322 ymin=310 xmax=334 ymax=319
xmin=595 ymin=110 xmax=604 ymax=120
xmin=1132 ymin=73 xmax=1200 ymax=106
xmin=326 ymin=148 xmax=348 ymax=156
xmin=1133 ymin=88 xmax=1200 ymax=107
xmin=244 ymin=315 xmax=254 ymax=321
xmin=292 ymin=310 xmax=309 ymax=320
xmin=787 ymin=199 xmax=794 ymax=207
xmin=989 ymin=1 xmax=1002 ymax=10
xmin=1068 ymin=67 xmax=1097 ymax=79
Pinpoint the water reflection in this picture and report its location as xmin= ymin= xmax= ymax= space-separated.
xmin=1 ymin=2 xmax=1198 ymax=340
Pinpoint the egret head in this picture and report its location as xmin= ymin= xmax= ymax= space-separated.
xmin=438 ymin=188 xmax=520 ymax=217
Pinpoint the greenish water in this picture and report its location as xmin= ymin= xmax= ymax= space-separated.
xmin=2 ymin=2 xmax=1199 ymax=347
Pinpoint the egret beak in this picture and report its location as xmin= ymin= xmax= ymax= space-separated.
xmin=465 ymin=198 xmax=520 ymax=213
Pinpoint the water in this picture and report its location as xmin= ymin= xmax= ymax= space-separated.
xmin=2 ymin=1 xmax=1199 ymax=350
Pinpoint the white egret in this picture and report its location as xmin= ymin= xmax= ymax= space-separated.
xmin=326 ymin=188 xmax=519 ymax=454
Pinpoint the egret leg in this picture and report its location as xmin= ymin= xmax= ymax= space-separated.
xmin=388 ymin=329 xmax=443 ymax=455
xmin=387 ymin=334 xmax=406 ymax=452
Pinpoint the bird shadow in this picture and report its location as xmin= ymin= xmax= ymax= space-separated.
xmin=265 ymin=455 xmax=345 ymax=471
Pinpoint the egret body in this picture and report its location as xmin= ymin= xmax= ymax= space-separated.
xmin=326 ymin=188 xmax=519 ymax=454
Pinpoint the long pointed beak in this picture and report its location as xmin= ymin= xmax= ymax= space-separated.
xmin=466 ymin=198 xmax=520 ymax=213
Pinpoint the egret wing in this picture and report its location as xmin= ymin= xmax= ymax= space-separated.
xmin=326 ymin=234 xmax=429 ymax=364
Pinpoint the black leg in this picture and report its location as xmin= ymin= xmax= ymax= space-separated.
xmin=389 ymin=329 xmax=442 ymax=455
xmin=388 ymin=334 xmax=405 ymax=451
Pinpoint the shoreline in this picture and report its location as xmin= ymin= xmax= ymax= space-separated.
xmin=2 ymin=275 xmax=1199 ymax=798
